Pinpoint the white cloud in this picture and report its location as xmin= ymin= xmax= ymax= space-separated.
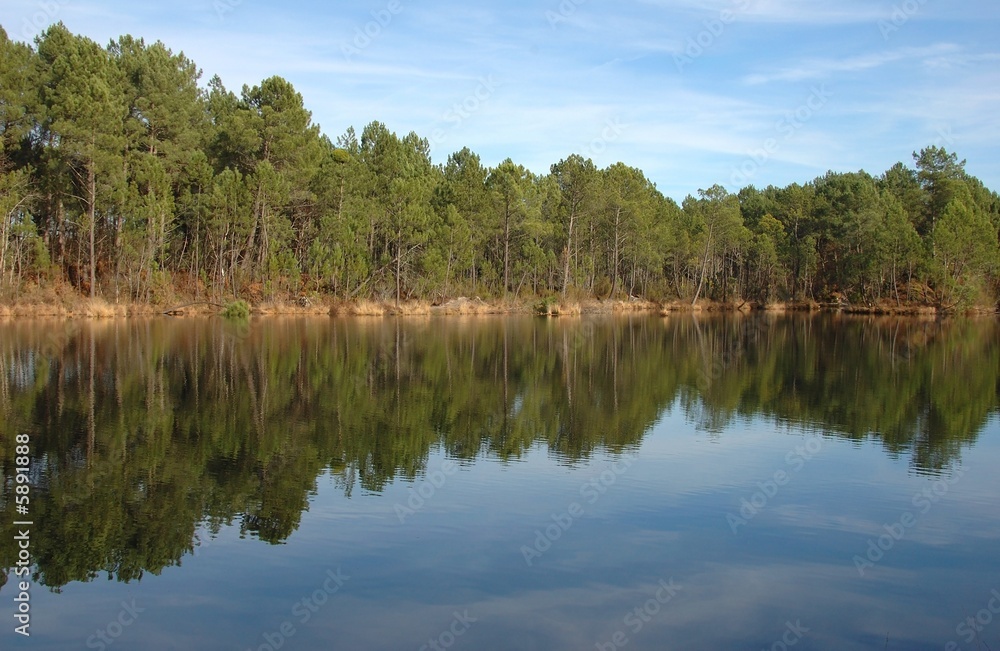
xmin=2 ymin=0 xmax=998 ymax=198
xmin=637 ymin=0 xmax=887 ymax=25
xmin=743 ymin=44 xmax=961 ymax=85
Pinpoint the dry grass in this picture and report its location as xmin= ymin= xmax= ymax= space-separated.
xmin=333 ymin=299 xmax=433 ymax=316
xmin=11 ymin=303 xmax=71 ymax=317
xmin=7 ymin=290 xmax=960 ymax=321
xmin=660 ymin=300 xmax=700 ymax=314
xmin=0 ymin=280 xmax=163 ymax=318
xmin=254 ymin=299 xmax=331 ymax=316
xmin=336 ymin=298 xmax=527 ymax=316
xmin=0 ymin=297 xmax=133 ymax=318
xmin=609 ymin=298 xmax=659 ymax=313
xmin=126 ymin=304 xmax=164 ymax=316
xmin=386 ymin=301 xmax=433 ymax=316
xmin=538 ymin=298 xmax=663 ymax=317
xmin=552 ymin=302 xmax=582 ymax=316
xmin=333 ymin=299 xmax=388 ymax=316
xmin=433 ymin=297 xmax=522 ymax=315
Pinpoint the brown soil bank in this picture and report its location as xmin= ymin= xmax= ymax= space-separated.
xmin=331 ymin=297 xmax=662 ymax=317
xmin=1 ymin=293 xmax=995 ymax=319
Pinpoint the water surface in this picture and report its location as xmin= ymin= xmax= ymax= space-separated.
xmin=1 ymin=314 xmax=998 ymax=650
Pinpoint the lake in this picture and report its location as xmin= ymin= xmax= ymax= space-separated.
xmin=1 ymin=314 xmax=999 ymax=650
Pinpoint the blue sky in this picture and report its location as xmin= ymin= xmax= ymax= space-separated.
xmin=3 ymin=0 xmax=999 ymax=201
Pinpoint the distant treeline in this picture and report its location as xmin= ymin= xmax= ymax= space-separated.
xmin=1 ymin=23 xmax=999 ymax=307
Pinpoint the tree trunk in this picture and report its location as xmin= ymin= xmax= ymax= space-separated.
xmin=610 ymin=206 xmax=621 ymax=298
xmin=503 ymin=204 xmax=511 ymax=297
xmin=395 ymin=228 xmax=402 ymax=307
xmin=561 ymin=207 xmax=576 ymax=296
xmin=88 ymin=161 xmax=97 ymax=298
xmin=692 ymin=226 xmax=713 ymax=306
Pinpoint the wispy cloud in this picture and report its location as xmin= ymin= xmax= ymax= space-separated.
xmin=1 ymin=0 xmax=998 ymax=198
xmin=637 ymin=0 xmax=887 ymax=25
xmin=743 ymin=44 xmax=961 ymax=85
xmin=923 ymin=51 xmax=1000 ymax=70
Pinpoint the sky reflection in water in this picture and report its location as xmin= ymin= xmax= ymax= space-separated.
xmin=0 ymin=315 xmax=998 ymax=650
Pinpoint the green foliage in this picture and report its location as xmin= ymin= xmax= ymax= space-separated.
xmin=222 ymin=298 xmax=250 ymax=320
xmin=534 ymin=295 xmax=559 ymax=315
xmin=0 ymin=23 xmax=997 ymax=307
xmin=931 ymin=187 xmax=998 ymax=308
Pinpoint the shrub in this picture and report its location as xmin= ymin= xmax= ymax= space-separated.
xmin=222 ymin=299 xmax=251 ymax=320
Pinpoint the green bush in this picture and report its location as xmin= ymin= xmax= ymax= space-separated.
xmin=593 ymin=277 xmax=612 ymax=300
xmin=534 ymin=296 xmax=558 ymax=315
xmin=222 ymin=299 xmax=251 ymax=320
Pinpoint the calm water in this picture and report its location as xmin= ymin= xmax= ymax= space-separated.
xmin=1 ymin=314 xmax=999 ymax=650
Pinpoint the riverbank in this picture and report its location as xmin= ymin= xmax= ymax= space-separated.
xmin=0 ymin=286 xmax=992 ymax=318
xmin=0 ymin=295 xmax=647 ymax=318
xmin=246 ymin=296 xmax=664 ymax=317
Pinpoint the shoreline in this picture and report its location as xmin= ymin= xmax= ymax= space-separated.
xmin=0 ymin=295 xmax=994 ymax=319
